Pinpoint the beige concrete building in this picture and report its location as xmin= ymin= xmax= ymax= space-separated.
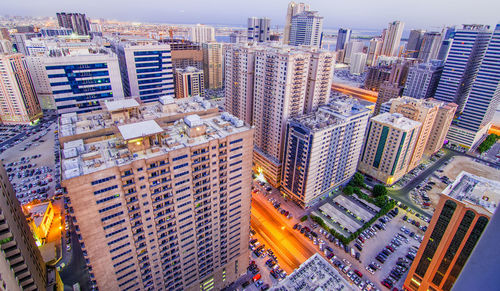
xmin=251 ymin=45 xmax=334 ymax=187
xmin=175 ymin=67 xmax=204 ymax=98
xmin=404 ymin=171 xmax=500 ymax=291
xmin=358 ymin=113 xmax=421 ymax=185
xmin=425 ymin=102 xmax=457 ymax=155
xmin=59 ymin=96 xmax=253 ymax=291
xmin=387 ymin=97 xmax=439 ymax=170
xmin=281 ymin=98 xmax=370 ymax=208
xmin=0 ymin=53 xmax=42 ymax=124
xmin=202 ymin=42 xmax=223 ymax=89
xmin=0 ymin=163 xmax=47 ymax=290
xmin=223 ymin=43 xmax=256 ymax=125
xmin=25 ymin=202 xmax=55 ymax=245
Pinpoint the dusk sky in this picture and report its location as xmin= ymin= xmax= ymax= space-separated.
xmin=3 ymin=0 xmax=499 ymax=31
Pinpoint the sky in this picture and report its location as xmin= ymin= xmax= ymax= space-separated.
xmin=3 ymin=0 xmax=499 ymax=31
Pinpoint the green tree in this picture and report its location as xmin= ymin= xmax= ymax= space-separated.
xmin=372 ymin=184 xmax=387 ymax=197
xmin=343 ymin=185 xmax=354 ymax=195
xmin=352 ymin=172 xmax=365 ymax=187
xmin=300 ymin=215 xmax=308 ymax=222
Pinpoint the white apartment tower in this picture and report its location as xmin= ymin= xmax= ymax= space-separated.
xmin=289 ymin=11 xmax=323 ymax=48
xmin=190 ymin=24 xmax=216 ymax=44
xmin=381 ymin=21 xmax=405 ymax=57
xmin=284 ymin=2 xmax=310 ymax=45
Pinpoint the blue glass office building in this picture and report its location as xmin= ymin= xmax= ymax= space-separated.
xmin=115 ymin=43 xmax=174 ymax=102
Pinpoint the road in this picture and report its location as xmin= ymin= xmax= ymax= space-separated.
xmin=250 ymin=193 xmax=316 ymax=274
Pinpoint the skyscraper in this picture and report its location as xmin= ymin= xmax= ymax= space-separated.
xmin=0 ymin=163 xmax=48 ymax=290
xmin=42 ymin=48 xmax=124 ymax=114
xmin=405 ymin=29 xmax=425 ymax=58
xmin=358 ymin=113 xmax=421 ymax=185
xmin=434 ymin=24 xmax=494 ymax=148
xmin=247 ymin=17 xmax=271 ymax=42
xmin=202 ymin=42 xmax=223 ymax=89
xmin=381 ymin=21 xmax=404 ymax=56
xmin=289 ymin=11 xmax=323 ymax=48
xmin=366 ymin=38 xmax=383 ymax=66
xmin=343 ymin=40 xmax=364 ymax=64
xmin=60 ymin=97 xmax=254 ymax=290
xmin=447 ymin=24 xmax=500 ymax=148
xmin=418 ymin=32 xmax=443 ymax=62
xmin=404 ymin=171 xmax=500 ymax=291
xmin=223 ymin=43 xmax=256 ymax=125
xmin=56 ymin=12 xmax=90 ymax=35
xmin=190 ymin=24 xmax=216 ymax=43
xmin=0 ymin=53 xmax=43 ymax=124
xmin=114 ymin=40 xmax=174 ymax=102
xmin=174 ymin=67 xmax=204 ymax=98
xmin=336 ymin=28 xmax=351 ymax=51
xmin=403 ymin=60 xmax=444 ymax=99
xmin=350 ymin=52 xmax=367 ymax=75
xmin=281 ymin=99 xmax=370 ymax=207
xmin=283 ymin=1 xmax=310 ymax=45
xmin=437 ymin=27 xmax=456 ymax=61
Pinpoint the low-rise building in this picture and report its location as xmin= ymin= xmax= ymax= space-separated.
xmin=25 ymin=201 xmax=54 ymax=245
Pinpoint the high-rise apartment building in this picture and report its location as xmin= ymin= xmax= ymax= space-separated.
xmin=424 ymin=101 xmax=457 ymax=155
xmin=350 ymin=52 xmax=367 ymax=75
xmin=364 ymin=65 xmax=391 ymax=91
xmin=281 ymin=99 xmax=369 ymax=207
xmin=174 ymin=67 xmax=204 ymax=98
xmin=366 ymin=38 xmax=383 ymax=66
xmin=252 ymin=46 xmax=334 ymax=187
xmin=190 ymin=24 xmax=215 ymax=44
xmin=283 ymin=1 xmax=310 ymax=45
xmin=406 ymin=29 xmax=425 ymax=58
xmin=336 ymin=28 xmax=351 ymax=51
xmin=60 ymin=97 xmax=253 ymax=291
xmin=289 ymin=11 xmax=323 ymax=48
xmin=418 ymin=32 xmax=443 ymax=62
xmin=404 ymin=171 xmax=500 ymax=291
xmin=386 ymin=97 xmax=439 ymax=170
xmin=162 ymin=39 xmax=203 ymax=73
xmin=403 ymin=60 xmax=444 ymax=99
xmin=445 ymin=24 xmax=500 ymax=148
xmin=0 ymin=27 xmax=10 ymax=40
xmin=0 ymin=53 xmax=43 ymax=124
xmin=56 ymin=12 xmax=90 ymax=35
xmin=223 ymin=43 xmax=256 ymax=125
xmin=381 ymin=21 xmax=404 ymax=57
xmin=434 ymin=25 xmax=491 ymax=114
xmin=358 ymin=113 xmax=421 ymax=185
xmin=437 ymin=27 xmax=456 ymax=61
xmin=114 ymin=40 xmax=174 ymax=102
xmin=0 ymin=163 xmax=48 ymax=290
xmin=343 ymin=40 xmax=364 ymax=64
xmin=247 ymin=17 xmax=271 ymax=42
xmin=202 ymin=42 xmax=223 ymax=89
xmin=43 ymin=49 xmax=124 ymax=114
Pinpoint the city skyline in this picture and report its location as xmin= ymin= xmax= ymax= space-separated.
xmin=2 ymin=0 xmax=499 ymax=31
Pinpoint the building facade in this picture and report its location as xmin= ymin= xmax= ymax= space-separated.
xmin=403 ymin=60 xmax=444 ymax=99
xmin=0 ymin=163 xmax=47 ymax=290
xmin=366 ymin=38 xmax=383 ymax=66
xmin=283 ymin=1 xmax=310 ymax=45
xmin=381 ymin=21 xmax=404 ymax=57
xmin=190 ymin=25 xmax=215 ymax=44
xmin=425 ymin=102 xmax=457 ymax=155
xmin=202 ymin=42 xmax=223 ymax=89
xmin=0 ymin=53 xmax=43 ymax=124
xmin=418 ymin=32 xmax=443 ymax=63
xmin=281 ymin=99 xmax=369 ymax=208
xmin=223 ymin=44 xmax=256 ymax=125
xmin=174 ymin=67 xmax=204 ymax=98
xmin=289 ymin=11 xmax=323 ymax=48
xmin=404 ymin=171 xmax=500 ymax=291
xmin=114 ymin=41 xmax=174 ymax=103
xmin=162 ymin=39 xmax=203 ymax=74
xmin=247 ymin=17 xmax=271 ymax=42
xmin=343 ymin=40 xmax=364 ymax=64
xmin=43 ymin=50 xmax=124 ymax=114
xmin=60 ymin=98 xmax=253 ymax=291
xmin=350 ymin=53 xmax=366 ymax=75
xmin=358 ymin=113 xmax=421 ymax=185
xmin=405 ymin=29 xmax=425 ymax=58
xmin=56 ymin=12 xmax=90 ymax=35
xmin=336 ymin=28 xmax=351 ymax=51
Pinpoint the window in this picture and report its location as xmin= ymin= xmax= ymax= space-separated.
xmin=102 ymin=211 xmax=124 ymax=222
xmin=229 ymin=138 xmax=242 ymax=145
xmin=91 ymin=176 xmax=116 ymax=185
xmin=94 ymin=185 xmax=118 ymax=195
xmin=172 ymin=154 xmax=188 ymax=162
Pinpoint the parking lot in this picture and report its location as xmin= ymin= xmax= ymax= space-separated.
xmin=0 ymin=117 xmax=61 ymax=205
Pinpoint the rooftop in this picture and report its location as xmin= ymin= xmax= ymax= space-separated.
xmin=104 ymin=99 xmax=140 ymax=112
xmin=371 ymin=112 xmax=421 ymax=131
xmin=272 ymin=253 xmax=354 ymax=291
xmin=60 ymin=100 xmax=249 ymax=180
xmin=443 ymin=171 xmax=500 ymax=215
xmin=27 ymin=202 xmax=50 ymax=227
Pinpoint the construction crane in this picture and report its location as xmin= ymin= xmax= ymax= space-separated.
xmin=401 ymin=50 xmax=419 ymax=58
